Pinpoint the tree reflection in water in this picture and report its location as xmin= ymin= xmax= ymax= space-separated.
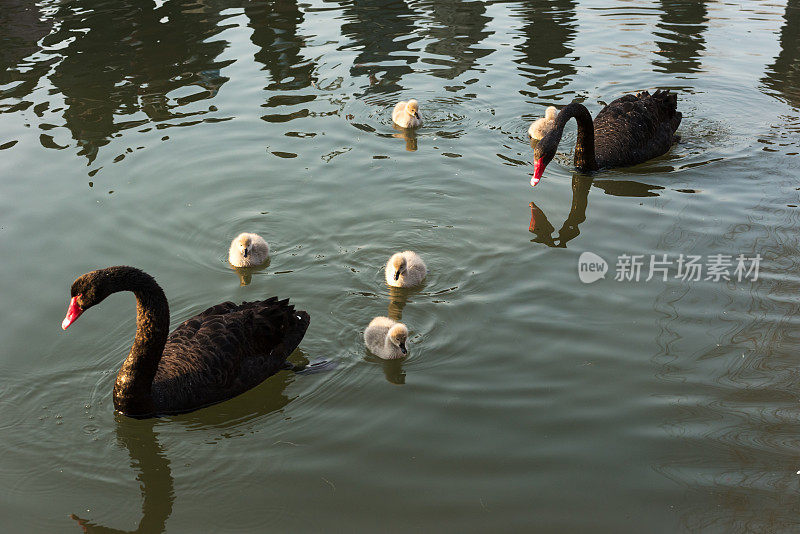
xmin=762 ymin=1 xmax=800 ymax=108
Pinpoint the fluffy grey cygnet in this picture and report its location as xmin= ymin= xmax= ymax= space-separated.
xmin=364 ymin=316 xmax=409 ymax=359
xmin=528 ymin=106 xmax=557 ymax=140
xmin=392 ymin=99 xmax=422 ymax=128
xmin=385 ymin=251 xmax=427 ymax=288
xmin=228 ymin=233 xmax=269 ymax=267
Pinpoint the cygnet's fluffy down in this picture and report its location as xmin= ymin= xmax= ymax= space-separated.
xmin=528 ymin=106 xmax=557 ymax=140
xmin=392 ymin=99 xmax=422 ymax=129
xmin=385 ymin=251 xmax=427 ymax=288
xmin=364 ymin=316 xmax=409 ymax=359
xmin=228 ymin=232 xmax=269 ymax=267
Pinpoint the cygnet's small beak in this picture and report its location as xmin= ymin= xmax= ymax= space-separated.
xmin=399 ymin=342 xmax=407 ymax=354
xmin=394 ymin=270 xmax=401 ymax=281
xmin=414 ymin=112 xmax=420 ymax=119
xmin=243 ymin=247 xmax=248 ymax=258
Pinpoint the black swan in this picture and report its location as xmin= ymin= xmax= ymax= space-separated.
xmin=531 ymin=90 xmax=681 ymax=186
xmin=61 ymin=266 xmax=309 ymax=418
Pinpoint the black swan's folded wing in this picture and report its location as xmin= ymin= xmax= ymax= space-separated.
xmin=152 ymin=298 xmax=309 ymax=414
xmin=594 ymin=90 xmax=681 ymax=168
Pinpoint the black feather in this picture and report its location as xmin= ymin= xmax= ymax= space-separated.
xmin=593 ymin=89 xmax=682 ymax=168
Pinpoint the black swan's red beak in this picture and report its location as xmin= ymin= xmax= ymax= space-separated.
xmin=531 ymin=158 xmax=545 ymax=187
xmin=62 ymin=296 xmax=84 ymax=330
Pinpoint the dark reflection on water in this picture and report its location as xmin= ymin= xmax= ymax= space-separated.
xmin=48 ymin=0 xmax=237 ymax=162
xmin=762 ymin=2 xmax=800 ymax=108
xmin=70 ymin=365 xmax=299 ymax=531
xmin=246 ymin=1 xmax=314 ymax=93
xmin=0 ymin=2 xmax=53 ymax=108
xmin=529 ymin=174 xmax=591 ymax=248
xmin=0 ymin=0 xmax=242 ymax=162
xmin=334 ymin=0 xmax=421 ymax=94
xmin=593 ymin=178 xmax=665 ymax=197
xmin=529 ymin=173 xmax=667 ymax=247
xmin=0 ymin=0 xmax=330 ymax=161
xmin=653 ymin=0 xmax=708 ymax=75
xmin=511 ymin=1 xmax=578 ymax=96
xmin=418 ymin=0 xmax=493 ymax=80
xmin=71 ymin=418 xmax=173 ymax=534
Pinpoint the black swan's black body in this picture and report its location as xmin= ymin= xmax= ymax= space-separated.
xmin=62 ymin=266 xmax=309 ymax=418
xmin=532 ymin=90 xmax=681 ymax=185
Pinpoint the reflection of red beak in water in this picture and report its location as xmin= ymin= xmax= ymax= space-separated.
xmin=528 ymin=201 xmax=553 ymax=236
xmin=528 ymin=201 xmax=558 ymax=247
xmin=529 ymin=202 xmax=539 ymax=232
xmin=531 ymin=158 xmax=545 ymax=186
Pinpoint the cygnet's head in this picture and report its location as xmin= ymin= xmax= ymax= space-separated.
xmin=405 ymin=99 xmax=420 ymax=120
xmin=545 ymin=106 xmax=557 ymax=120
xmin=233 ymin=233 xmax=256 ymax=259
xmin=390 ymin=253 xmax=407 ymax=281
xmin=388 ymin=323 xmax=409 ymax=354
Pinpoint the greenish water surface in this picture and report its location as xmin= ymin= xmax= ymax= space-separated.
xmin=2 ymin=0 xmax=800 ymax=532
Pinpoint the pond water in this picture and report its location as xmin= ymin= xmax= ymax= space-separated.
xmin=2 ymin=0 xmax=800 ymax=531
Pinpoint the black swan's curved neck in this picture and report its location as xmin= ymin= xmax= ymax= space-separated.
xmin=553 ymin=102 xmax=598 ymax=172
xmin=106 ymin=268 xmax=170 ymax=417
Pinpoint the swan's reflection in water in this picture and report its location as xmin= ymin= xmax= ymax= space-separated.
xmin=70 ymin=353 xmax=303 ymax=532
xmin=529 ymin=173 xmax=667 ymax=247
xmin=529 ymin=174 xmax=592 ymax=248
xmin=593 ymin=179 xmax=665 ymax=197
xmin=364 ymin=348 xmax=407 ymax=385
xmin=391 ymin=124 xmax=418 ymax=151
xmin=229 ymin=258 xmax=270 ymax=286
xmin=71 ymin=418 xmax=173 ymax=534
xmin=379 ymin=358 xmax=406 ymax=385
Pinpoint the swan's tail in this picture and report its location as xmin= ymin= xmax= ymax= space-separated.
xmin=285 ymin=306 xmax=311 ymax=352
xmin=263 ymin=298 xmax=310 ymax=359
xmin=650 ymin=89 xmax=681 ymax=133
